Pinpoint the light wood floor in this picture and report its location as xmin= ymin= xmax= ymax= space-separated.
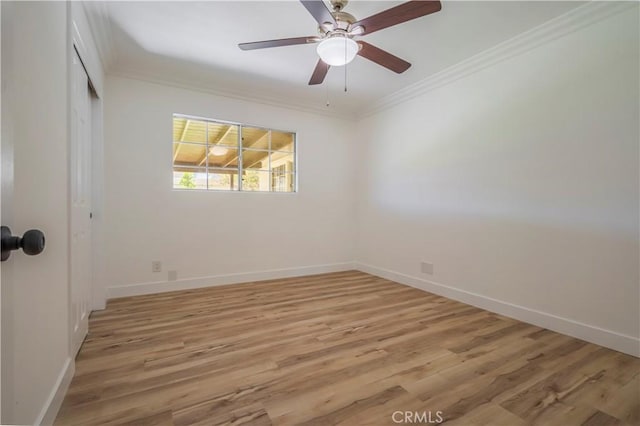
xmin=56 ymin=271 xmax=639 ymax=426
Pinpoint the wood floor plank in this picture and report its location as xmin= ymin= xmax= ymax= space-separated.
xmin=446 ymin=403 xmax=528 ymax=426
xmin=55 ymin=271 xmax=640 ymax=425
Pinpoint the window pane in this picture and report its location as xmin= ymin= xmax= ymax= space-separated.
xmin=174 ymin=117 xmax=207 ymax=144
xmin=208 ymin=168 xmax=238 ymax=191
xmin=271 ymin=131 xmax=294 ymax=151
xmin=173 ymin=117 xmax=187 ymax=142
xmin=173 ymin=168 xmax=207 ymax=190
xmin=208 ymin=122 xmax=239 ymax=147
xmin=242 ymin=170 xmax=270 ymax=191
xmin=242 ymin=149 xmax=269 ymax=170
xmin=242 ymin=127 xmax=269 ymax=150
xmin=206 ymin=148 xmax=239 ymax=169
xmin=173 ymin=142 xmax=207 ymax=167
xmin=270 ymin=152 xmax=295 ymax=173
xmin=271 ymin=167 xmax=295 ymax=192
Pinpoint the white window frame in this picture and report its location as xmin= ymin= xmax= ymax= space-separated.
xmin=172 ymin=113 xmax=298 ymax=193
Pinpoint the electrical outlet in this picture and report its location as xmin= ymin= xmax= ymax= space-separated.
xmin=421 ymin=261 xmax=433 ymax=275
xmin=152 ymin=261 xmax=162 ymax=273
xmin=168 ymin=270 xmax=177 ymax=281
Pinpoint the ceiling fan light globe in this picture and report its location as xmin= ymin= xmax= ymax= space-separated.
xmin=316 ymin=37 xmax=358 ymax=66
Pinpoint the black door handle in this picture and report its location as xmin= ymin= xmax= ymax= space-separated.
xmin=1 ymin=226 xmax=45 ymax=261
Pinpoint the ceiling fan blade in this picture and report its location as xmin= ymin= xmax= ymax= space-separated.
xmin=309 ymin=60 xmax=330 ymax=85
xmin=351 ymin=1 xmax=441 ymax=36
xmin=239 ymin=36 xmax=319 ymax=51
xmin=300 ymin=0 xmax=337 ymax=27
xmin=357 ymin=41 xmax=411 ymax=74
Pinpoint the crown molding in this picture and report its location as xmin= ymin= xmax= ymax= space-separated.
xmin=81 ymin=1 xmax=116 ymax=71
xmin=108 ymin=70 xmax=357 ymax=121
xmin=358 ymin=1 xmax=638 ymax=119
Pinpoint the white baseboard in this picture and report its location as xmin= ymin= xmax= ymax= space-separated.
xmin=355 ymin=262 xmax=640 ymax=358
xmin=107 ymin=262 xmax=356 ymax=299
xmin=34 ymin=357 xmax=75 ymax=426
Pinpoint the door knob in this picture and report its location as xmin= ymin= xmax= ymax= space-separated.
xmin=1 ymin=226 xmax=45 ymax=261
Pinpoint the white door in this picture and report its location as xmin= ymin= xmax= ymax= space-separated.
xmin=70 ymin=48 xmax=92 ymax=356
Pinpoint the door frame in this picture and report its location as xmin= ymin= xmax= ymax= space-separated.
xmin=69 ymin=45 xmax=92 ymax=356
xmin=68 ymin=4 xmax=106 ymax=358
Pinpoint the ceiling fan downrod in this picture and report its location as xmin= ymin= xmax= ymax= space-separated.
xmin=330 ymin=0 xmax=348 ymax=12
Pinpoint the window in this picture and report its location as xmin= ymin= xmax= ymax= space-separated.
xmin=172 ymin=114 xmax=296 ymax=192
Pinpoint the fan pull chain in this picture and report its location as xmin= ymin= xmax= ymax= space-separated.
xmin=344 ymin=37 xmax=348 ymax=92
xmin=325 ymin=83 xmax=330 ymax=107
xmin=344 ymin=64 xmax=347 ymax=92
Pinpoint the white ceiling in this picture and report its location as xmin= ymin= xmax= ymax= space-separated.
xmin=94 ymin=1 xmax=585 ymax=116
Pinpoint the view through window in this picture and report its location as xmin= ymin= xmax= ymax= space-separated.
xmin=172 ymin=115 xmax=296 ymax=192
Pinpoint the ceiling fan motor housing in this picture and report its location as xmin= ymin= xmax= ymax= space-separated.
xmin=318 ymin=11 xmax=355 ymax=34
xmin=333 ymin=11 xmax=356 ymax=27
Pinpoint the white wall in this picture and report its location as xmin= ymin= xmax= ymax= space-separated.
xmin=103 ymin=76 xmax=356 ymax=297
xmin=1 ymin=2 xmax=71 ymax=423
xmin=355 ymin=8 xmax=639 ymax=355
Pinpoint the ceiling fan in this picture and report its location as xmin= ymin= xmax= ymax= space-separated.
xmin=238 ymin=0 xmax=442 ymax=85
